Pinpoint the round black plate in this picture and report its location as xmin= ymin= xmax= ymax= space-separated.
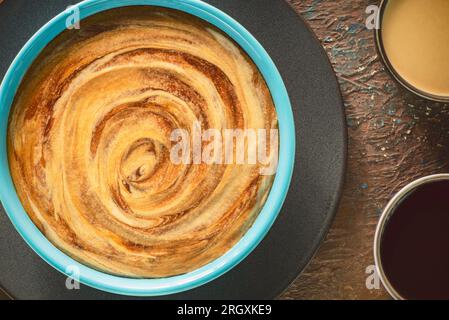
xmin=0 ymin=0 xmax=346 ymax=299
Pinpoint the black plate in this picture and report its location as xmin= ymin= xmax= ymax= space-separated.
xmin=0 ymin=0 xmax=346 ymax=299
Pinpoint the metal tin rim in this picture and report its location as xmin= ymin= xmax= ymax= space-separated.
xmin=375 ymin=0 xmax=449 ymax=103
xmin=374 ymin=174 xmax=449 ymax=300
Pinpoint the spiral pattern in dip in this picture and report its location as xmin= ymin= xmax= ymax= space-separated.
xmin=7 ymin=7 xmax=278 ymax=277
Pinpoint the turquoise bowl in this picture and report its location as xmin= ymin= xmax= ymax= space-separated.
xmin=0 ymin=0 xmax=295 ymax=296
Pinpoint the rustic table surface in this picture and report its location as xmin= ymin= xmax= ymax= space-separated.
xmin=281 ymin=0 xmax=449 ymax=300
xmin=2 ymin=0 xmax=448 ymax=300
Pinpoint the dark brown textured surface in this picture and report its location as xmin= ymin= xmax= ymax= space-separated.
xmin=281 ymin=0 xmax=449 ymax=300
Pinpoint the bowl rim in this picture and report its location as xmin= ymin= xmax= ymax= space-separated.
xmin=0 ymin=0 xmax=295 ymax=297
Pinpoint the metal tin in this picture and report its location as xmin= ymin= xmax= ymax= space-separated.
xmin=375 ymin=0 xmax=449 ymax=103
xmin=374 ymin=174 xmax=449 ymax=300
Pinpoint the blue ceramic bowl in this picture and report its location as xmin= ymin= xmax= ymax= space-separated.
xmin=0 ymin=0 xmax=295 ymax=296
